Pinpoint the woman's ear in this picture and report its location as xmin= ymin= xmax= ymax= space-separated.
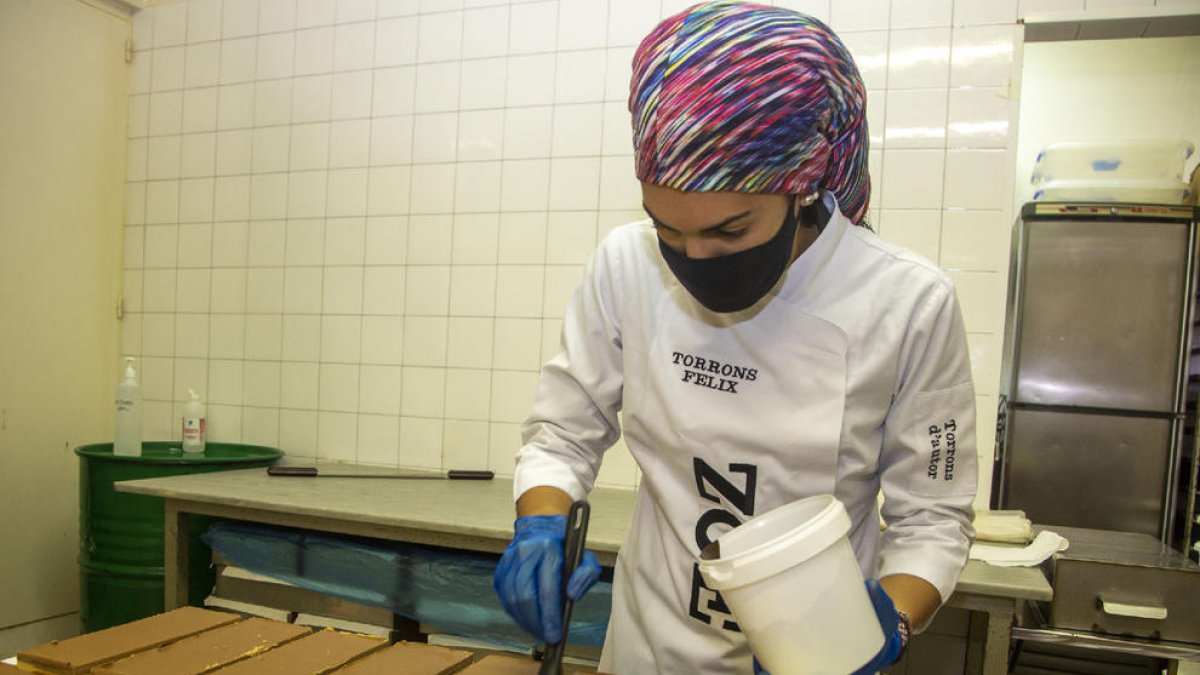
xmin=799 ymin=191 xmax=830 ymax=231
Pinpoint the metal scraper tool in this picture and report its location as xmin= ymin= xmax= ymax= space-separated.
xmin=267 ymin=466 xmax=494 ymax=480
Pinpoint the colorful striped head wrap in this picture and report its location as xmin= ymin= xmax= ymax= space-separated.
xmin=630 ymin=1 xmax=871 ymax=225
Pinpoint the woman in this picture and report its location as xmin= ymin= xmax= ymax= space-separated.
xmin=494 ymin=3 xmax=977 ymax=673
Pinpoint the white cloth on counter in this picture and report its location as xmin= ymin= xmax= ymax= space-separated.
xmin=970 ymin=530 xmax=1069 ymax=567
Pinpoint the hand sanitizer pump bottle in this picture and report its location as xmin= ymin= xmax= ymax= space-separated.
xmin=114 ymin=357 xmax=142 ymax=457
xmin=182 ymin=389 xmax=206 ymax=454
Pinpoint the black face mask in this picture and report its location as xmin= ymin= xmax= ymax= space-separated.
xmin=658 ymin=195 xmax=804 ymax=313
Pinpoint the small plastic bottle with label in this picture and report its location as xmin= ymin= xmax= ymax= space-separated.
xmin=181 ymin=389 xmax=206 ymax=454
xmin=114 ymin=357 xmax=142 ymax=457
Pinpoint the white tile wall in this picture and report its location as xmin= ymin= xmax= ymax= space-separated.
xmin=124 ymin=0 xmax=1029 ymax=501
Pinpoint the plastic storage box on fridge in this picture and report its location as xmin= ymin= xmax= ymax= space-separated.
xmin=1032 ymin=178 xmax=1190 ymax=204
xmin=1031 ymin=139 xmax=1194 ymax=184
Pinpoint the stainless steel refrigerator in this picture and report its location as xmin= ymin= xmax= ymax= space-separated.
xmin=992 ymin=202 xmax=1200 ymax=551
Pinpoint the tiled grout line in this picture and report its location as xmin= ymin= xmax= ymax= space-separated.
xmin=874 ymin=2 xmax=893 ymax=237
xmin=259 ymin=4 xmax=303 ymax=452
xmin=397 ymin=8 xmax=426 ymax=470
xmin=423 ymin=8 xmax=470 ymax=472
xmin=483 ymin=3 xmax=516 ymax=476
xmin=156 ymin=6 xmax=183 ymax=441
xmin=439 ymin=4 xmax=473 ymax=472
xmin=529 ymin=1 xmax=563 ymax=472
xmin=594 ymin=0 xmax=628 ymax=489
xmin=274 ymin=3 xmax=307 ymax=451
xmin=304 ymin=1 xmax=336 ymax=463
xmin=938 ymin=25 xmax=958 ymax=270
xmin=135 ymin=155 xmax=645 ymax=184
xmin=141 ymin=4 xmax=196 ymax=440
xmin=233 ymin=19 xmax=272 ymax=446
xmin=357 ymin=10 xmax=389 ymax=468
xmin=134 ymin=102 xmax=640 ymax=136
xmin=170 ymin=4 xmax=193 ymax=442
xmin=131 ymin=42 xmax=153 ymax=433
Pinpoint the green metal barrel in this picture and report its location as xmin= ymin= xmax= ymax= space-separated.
xmin=76 ymin=441 xmax=282 ymax=632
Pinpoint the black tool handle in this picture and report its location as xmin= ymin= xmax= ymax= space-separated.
xmin=447 ymin=470 xmax=495 ymax=480
xmin=267 ymin=466 xmax=318 ymax=476
xmin=539 ymin=500 xmax=590 ymax=675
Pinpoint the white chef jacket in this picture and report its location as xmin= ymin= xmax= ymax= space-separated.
xmin=513 ymin=196 xmax=977 ymax=674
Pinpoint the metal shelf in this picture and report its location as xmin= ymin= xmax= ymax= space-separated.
xmin=1011 ymin=626 xmax=1200 ymax=662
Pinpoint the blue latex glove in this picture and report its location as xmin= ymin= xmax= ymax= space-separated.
xmin=850 ymin=579 xmax=905 ymax=674
xmin=753 ymin=579 xmax=904 ymax=675
xmin=493 ymin=515 xmax=602 ymax=645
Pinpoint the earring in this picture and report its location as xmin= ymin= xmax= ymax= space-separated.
xmin=799 ymin=191 xmax=820 ymax=206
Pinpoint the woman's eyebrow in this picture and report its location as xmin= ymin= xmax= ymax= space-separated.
xmin=642 ymin=204 xmax=753 ymax=233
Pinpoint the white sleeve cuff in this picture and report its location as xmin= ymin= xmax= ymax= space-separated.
xmin=876 ymin=545 xmax=970 ymax=603
xmin=512 ymin=444 xmax=591 ymax=503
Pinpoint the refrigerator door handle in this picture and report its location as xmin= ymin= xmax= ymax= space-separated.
xmin=1099 ymin=598 xmax=1168 ymax=621
xmin=990 ymin=395 xmax=1010 ymax=510
xmin=995 ymin=394 xmax=1008 ymax=461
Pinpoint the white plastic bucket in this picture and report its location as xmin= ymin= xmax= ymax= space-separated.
xmin=697 ymin=495 xmax=883 ymax=675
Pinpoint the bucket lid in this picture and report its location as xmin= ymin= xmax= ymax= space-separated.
xmin=697 ymin=495 xmax=852 ymax=591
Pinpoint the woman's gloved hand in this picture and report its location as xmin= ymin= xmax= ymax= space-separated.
xmin=492 ymin=514 xmax=602 ymax=644
xmin=752 ymin=579 xmax=908 ymax=675
xmin=850 ymin=579 xmax=907 ymax=674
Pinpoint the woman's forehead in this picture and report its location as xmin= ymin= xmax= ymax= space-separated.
xmin=641 ymin=183 xmax=782 ymax=225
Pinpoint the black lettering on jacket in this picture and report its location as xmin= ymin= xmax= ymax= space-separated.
xmin=926 ymin=418 xmax=958 ymax=483
xmin=671 ymin=350 xmax=758 ymax=395
xmin=689 ymin=458 xmax=757 ymax=633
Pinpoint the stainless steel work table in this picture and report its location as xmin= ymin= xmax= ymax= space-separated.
xmin=117 ymin=467 xmax=1052 ymax=675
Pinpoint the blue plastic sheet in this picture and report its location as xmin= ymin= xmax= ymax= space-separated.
xmin=203 ymin=521 xmax=612 ymax=649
